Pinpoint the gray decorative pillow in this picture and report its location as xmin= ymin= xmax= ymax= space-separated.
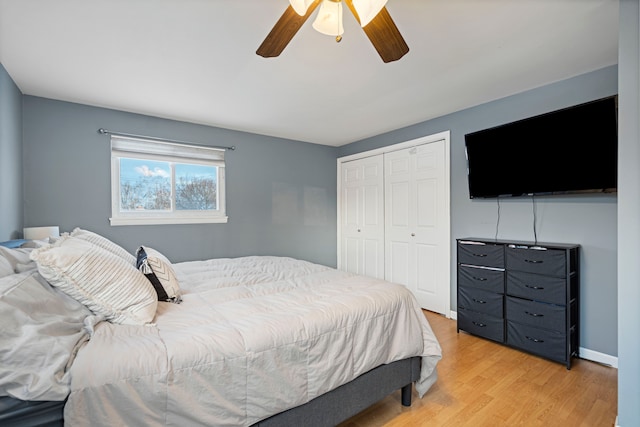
xmin=30 ymin=236 xmax=158 ymax=325
xmin=136 ymin=246 xmax=182 ymax=303
xmin=70 ymin=228 xmax=135 ymax=265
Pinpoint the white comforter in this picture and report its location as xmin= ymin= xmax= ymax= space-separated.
xmin=65 ymin=256 xmax=442 ymax=426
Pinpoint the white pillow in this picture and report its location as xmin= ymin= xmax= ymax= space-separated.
xmin=70 ymin=228 xmax=136 ymax=265
xmin=136 ymin=246 xmax=182 ymax=303
xmin=30 ymin=236 xmax=158 ymax=325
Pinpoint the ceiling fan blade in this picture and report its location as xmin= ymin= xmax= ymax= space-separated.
xmin=344 ymin=1 xmax=409 ymax=63
xmin=257 ymin=0 xmax=322 ymax=58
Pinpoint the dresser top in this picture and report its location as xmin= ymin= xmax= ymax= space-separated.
xmin=458 ymin=238 xmax=580 ymax=250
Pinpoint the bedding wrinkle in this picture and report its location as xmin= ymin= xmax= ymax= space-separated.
xmin=153 ymin=317 xmax=172 ymax=427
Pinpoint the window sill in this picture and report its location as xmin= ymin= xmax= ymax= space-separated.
xmin=109 ymin=216 xmax=228 ymax=226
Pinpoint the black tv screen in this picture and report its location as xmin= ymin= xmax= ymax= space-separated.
xmin=464 ymin=96 xmax=618 ymax=198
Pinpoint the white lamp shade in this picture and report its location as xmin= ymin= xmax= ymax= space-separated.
xmin=23 ymin=226 xmax=60 ymax=240
xmin=289 ymin=0 xmax=316 ymax=15
xmin=352 ymin=0 xmax=388 ymax=27
xmin=312 ymin=0 xmax=344 ymax=36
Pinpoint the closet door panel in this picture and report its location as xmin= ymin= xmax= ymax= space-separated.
xmin=416 ymin=178 xmax=437 ymax=228
xmin=386 ymin=239 xmax=410 ymax=287
xmin=340 ymin=155 xmax=385 ymax=279
xmin=343 ymin=236 xmax=360 ymax=275
xmin=385 ymin=141 xmax=449 ymax=314
xmin=417 ymin=243 xmax=438 ymax=295
xmin=363 ymin=238 xmax=384 ymax=279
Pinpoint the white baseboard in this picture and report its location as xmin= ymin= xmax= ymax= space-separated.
xmin=445 ymin=311 xmax=617 ymax=368
xmin=579 ymin=347 xmax=618 ymax=368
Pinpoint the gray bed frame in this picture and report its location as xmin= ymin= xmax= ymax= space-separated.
xmin=0 ymin=357 xmax=421 ymax=427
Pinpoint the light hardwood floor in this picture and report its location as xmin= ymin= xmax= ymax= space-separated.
xmin=340 ymin=311 xmax=617 ymax=427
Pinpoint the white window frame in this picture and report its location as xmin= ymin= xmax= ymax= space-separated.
xmin=110 ymin=135 xmax=227 ymax=226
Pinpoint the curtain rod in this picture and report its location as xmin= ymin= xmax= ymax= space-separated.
xmin=97 ymin=128 xmax=236 ymax=151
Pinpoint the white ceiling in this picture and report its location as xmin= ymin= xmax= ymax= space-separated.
xmin=0 ymin=0 xmax=619 ymax=147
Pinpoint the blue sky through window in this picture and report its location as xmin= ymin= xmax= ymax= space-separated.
xmin=120 ymin=158 xmax=170 ymax=184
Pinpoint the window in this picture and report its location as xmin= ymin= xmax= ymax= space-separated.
xmin=110 ymin=135 xmax=227 ymax=225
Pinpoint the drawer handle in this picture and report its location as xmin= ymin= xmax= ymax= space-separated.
xmin=472 ymin=253 xmax=487 ymax=257
xmin=525 ymin=311 xmax=544 ymax=317
xmin=472 ymin=298 xmax=487 ymax=304
xmin=472 ymin=276 xmax=488 ymax=282
xmin=524 ymin=259 xmax=543 ymax=264
xmin=524 ymin=284 xmax=545 ymax=290
xmin=525 ymin=336 xmax=545 ymax=343
xmin=472 ymin=321 xmax=487 ymax=327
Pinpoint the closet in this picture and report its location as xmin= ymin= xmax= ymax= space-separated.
xmin=338 ymin=132 xmax=450 ymax=315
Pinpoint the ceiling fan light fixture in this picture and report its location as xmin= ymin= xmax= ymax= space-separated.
xmin=257 ymin=0 xmax=408 ymax=62
xmin=352 ymin=0 xmax=388 ymax=27
xmin=289 ymin=0 xmax=316 ymax=16
xmin=312 ymin=0 xmax=344 ymax=37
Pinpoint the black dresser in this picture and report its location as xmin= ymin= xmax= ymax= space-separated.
xmin=457 ymin=238 xmax=580 ymax=369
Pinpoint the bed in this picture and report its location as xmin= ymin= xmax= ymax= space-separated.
xmin=0 ymin=229 xmax=442 ymax=426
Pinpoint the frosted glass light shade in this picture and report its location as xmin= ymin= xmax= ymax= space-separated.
xmin=312 ymin=0 xmax=344 ymax=36
xmin=23 ymin=226 xmax=60 ymax=240
xmin=289 ymin=0 xmax=316 ymax=15
xmin=352 ymin=0 xmax=388 ymax=27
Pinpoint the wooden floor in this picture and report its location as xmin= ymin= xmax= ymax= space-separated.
xmin=340 ymin=311 xmax=617 ymax=427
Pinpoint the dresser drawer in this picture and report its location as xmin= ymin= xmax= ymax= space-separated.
xmin=506 ymin=296 xmax=566 ymax=333
xmin=458 ymin=309 xmax=504 ymax=343
xmin=506 ymin=271 xmax=566 ymax=304
xmin=458 ymin=241 xmax=504 ymax=268
xmin=507 ymin=321 xmax=566 ymax=362
xmin=459 ymin=286 xmax=503 ymax=317
xmin=506 ymin=246 xmax=566 ymax=277
xmin=459 ymin=265 xmax=504 ymax=293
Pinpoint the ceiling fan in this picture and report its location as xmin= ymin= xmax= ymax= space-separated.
xmin=256 ymin=0 xmax=409 ymax=63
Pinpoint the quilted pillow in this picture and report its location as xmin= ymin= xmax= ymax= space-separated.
xmin=136 ymin=246 xmax=182 ymax=303
xmin=70 ymin=228 xmax=136 ymax=265
xmin=30 ymin=236 xmax=158 ymax=325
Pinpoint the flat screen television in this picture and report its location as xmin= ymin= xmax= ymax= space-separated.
xmin=464 ymin=96 xmax=618 ymax=199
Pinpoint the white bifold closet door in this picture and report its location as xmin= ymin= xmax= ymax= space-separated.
xmin=340 ymin=155 xmax=385 ymax=280
xmin=384 ymin=141 xmax=449 ymax=314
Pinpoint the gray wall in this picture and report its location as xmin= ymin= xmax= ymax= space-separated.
xmin=617 ymin=0 xmax=639 ymax=424
xmin=338 ymin=66 xmax=619 ymax=358
xmin=22 ymin=96 xmax=338 ymax=267
xmin=0 ymin=63 xmax=23 ymax=240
